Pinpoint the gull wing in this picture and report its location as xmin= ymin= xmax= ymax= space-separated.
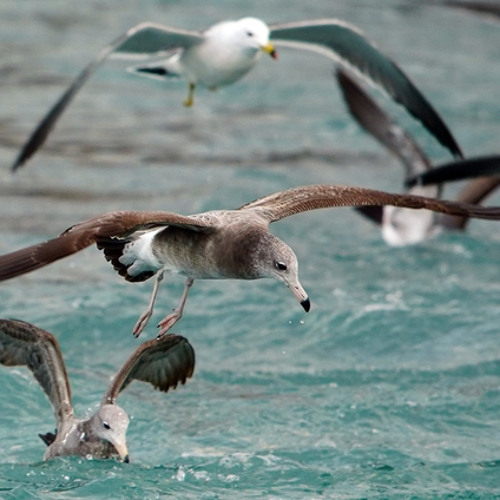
xmin=238 ymin=184 xmax=500 ymax=222
xmin=336 ymin=68 xmax=432 ymax=177
xmin=441 ymin=177 xmax=500 ymax=230
xmin=0 ymin=210 xmax=215 ymax=282
xmin=270 ymin=19 xmax=463 ymax=159
xmin=405 ymin=154 xmax=500 ymax=228
xmin=455 ymin=177 xmax=500 ymax=206
xmin=405 ymin=155 xmax=500 ymax=229
xmin=336 ymin=68 xmax=440 ymax=227
xmin=11 ymin=23 xmax=203 ymax=171
xmin=103 ymin=334 xmax=195 ymax=405
xmin=113 ymin=24 xmax=202 ymax=55
xmin=406 ymin=155 xmax=500 ymax=187
xmin=0 ymin=319 xmax=73 ymax=430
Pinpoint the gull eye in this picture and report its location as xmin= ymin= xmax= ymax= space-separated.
xmin=274 ymin=261 xmax=287 ymax=271
xmin=102 ymin=421 xmax=111 ymax=430
xmin=246 ymin=31 xmax=254 ymax=37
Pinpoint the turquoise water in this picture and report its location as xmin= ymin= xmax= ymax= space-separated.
xmin=1 ymin=0 xmax=500 ymax=498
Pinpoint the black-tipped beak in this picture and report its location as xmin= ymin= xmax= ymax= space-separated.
xmin=301 ymin=298 xmax=311 ymax=313
xmin=123 ymin=455 xmax=130 ymax=463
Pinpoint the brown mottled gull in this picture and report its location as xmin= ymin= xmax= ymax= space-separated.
xmin=0 ymin=319 xmax=194 ymax=461
xmin=0 ymin=184 xmax=499 ymax=338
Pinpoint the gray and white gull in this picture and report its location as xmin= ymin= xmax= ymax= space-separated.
xmin=11 ymin=16 xmax=462 ymax=170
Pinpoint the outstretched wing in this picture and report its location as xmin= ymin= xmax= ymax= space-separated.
xmin=336 ymin=68 xmax=440 ymax=227
xmin=103 ymin=334 xmax=195 ymax=404
xmin=11 ymin=23 xmax=202 ymax=171
xmin=238 ymin=184 xmax=500 ymax=222
xmin=113 ymin=24 xmax=202 ymax=55
xmin=336 ymin=68 xmax=432 ymax=177
xmin=0 ymin=210 xmax=215 ymax=282
xmin=270 ymin=19 xmax=463 ymax=159
xmin=0 ymin=319 xmax=73 ymax=429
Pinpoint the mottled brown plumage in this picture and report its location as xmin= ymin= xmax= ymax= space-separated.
xmin=1 ymin=184 xmax=499 ymax=336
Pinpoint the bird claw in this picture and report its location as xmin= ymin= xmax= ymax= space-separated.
xmin=156 ymin=312 xmax=179 ymax=338
xmin=132 ymin=311 xmax=152 ymax=338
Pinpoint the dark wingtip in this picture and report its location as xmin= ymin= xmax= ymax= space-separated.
xmin=301 ymin=298 xmax=311 ymax=313
xmin=11 ymin=148 xmax=32 ymax=172
xmin=135 ymin=66 xmax=169 ymax=76
xmin=11 ymin=158 xmax=23 ymax=173
xmin=405 ymin=154 xmax=500 ymax=188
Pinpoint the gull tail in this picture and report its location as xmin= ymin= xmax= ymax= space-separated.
xmin=96 ymin=237 xmax=155 ymax=283
xmin=128 ymin=62 xmax=181 ymax=80
xmin=39 ymin=431 xmax=57 ymax=447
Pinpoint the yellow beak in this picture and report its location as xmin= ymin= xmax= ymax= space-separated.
xmin=261 ymin=42 xmax=278 ymax=59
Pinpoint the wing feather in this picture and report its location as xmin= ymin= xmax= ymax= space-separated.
xmin=11 ymin=23 xmax=202 ymax=170
xmin=270 ymin=19 xmax=463 ymax=158
xmin=0 ymin=319 xmax=73 ymax=428
xmin=0 ymin=210 xmax=215 ymax=282
xmin=238 ymin=184 xmax=500 ymax=222
xmin=336 ymin=68 xmax=440 ymax=227
xmin=406 ymin=155 xmax=500 ymax=187
xmin=103 ymin=334 xmax=195 ymax=404
xmin=441 ymin=177 xmax=500 ymax=231
xmin=405 ymin=154 xmax=500 ymax=229
xmin=336 ymin=68 xmax=432 ymax=177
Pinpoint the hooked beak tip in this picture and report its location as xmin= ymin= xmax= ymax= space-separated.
xmin=301 ymin=298 xmax=311 ymax=313
xmin=116 ymin=444 xmax=129 ymax=462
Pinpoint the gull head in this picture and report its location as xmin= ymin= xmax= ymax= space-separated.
xmin=91 ymin=404 xmax=130 ymax=462
xmin=234 ymin=17 xmax=277 ymax=59
xmin=251 ymin=234 xmax=310 ymax=312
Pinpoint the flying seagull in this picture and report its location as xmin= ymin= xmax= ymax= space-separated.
xmin=11 ymin=16 xmax=462 ymax=170
xmin=336 ymin=68 xmax=500 ymax=243
xmin=0 ymin=318 xmax=194 ymax=461
xmin=0 ymin=184 xmax=499 ymax=338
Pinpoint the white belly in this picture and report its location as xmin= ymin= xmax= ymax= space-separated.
xmin=181 ymin=41 xmax=261 ymax=88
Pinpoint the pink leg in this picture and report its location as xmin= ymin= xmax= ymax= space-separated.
xmin=157 ymin=277 xmax=194 ymax=338
xmin=133 ymin=270 xmax=165 ymax=338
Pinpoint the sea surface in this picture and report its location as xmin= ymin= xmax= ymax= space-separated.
xmin=0 ymin=0 xmax=499 ymax=498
